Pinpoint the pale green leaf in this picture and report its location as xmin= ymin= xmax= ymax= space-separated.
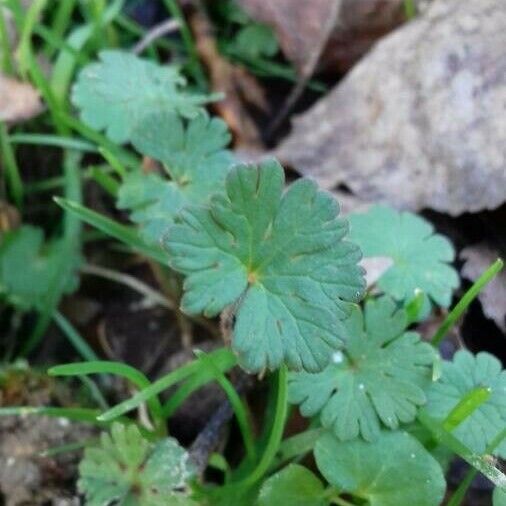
xmin=78 ymin=423 xmax=196 ymax=506
xmin=166 ymin=160 xmax=365 ymax=372
xmin=289 ymin=296 xmax=435 ymax=441
xmin=425 ymin=350 xmax=506 ymax=458
xmin=494 ymin=487 xmax=506 ymax=506
xmin=0 ymin=225 xmax=79 ymax=311
xmin=315 ymin=430 xmax=446 ymax=506
xmin=117 ymin=112 xmax=235 ymax=245
xmin=72 ymin=50 xmax=216 ymax=144
xmin=257 ymin=464 xmax=326 ymax=506
xmin=348 ymin=205 xmax=459 ymax=307
xmin=233 ymin=23 xmax=278 ymax=59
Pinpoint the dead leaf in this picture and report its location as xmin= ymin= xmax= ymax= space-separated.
xmin=360 ymin=256 xmax=394 ymax=288
xmin=276 ymin=0 xmax=506 ymax=215
xmin=237 ymin=0 xmax=417 ymax=74
xmin=0 ymin=74 xmax=43 ymax=124
xmin=461 ymin=244 xmax=505 ymax=333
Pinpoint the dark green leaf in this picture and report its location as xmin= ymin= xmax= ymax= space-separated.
xmin=166 ymin=160 xmax=365 ymax=372
xmin=0 ymin=225 xmax=79 ymax=311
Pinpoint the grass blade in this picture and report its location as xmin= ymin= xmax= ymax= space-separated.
xmin=442 ymin=386 xmax=492 ymax=432
xmin=54 ymin=197 xmax=170 ymax=265
xmin=49 ymin=360 xmax=163 ymax=427
xmin=98 ymin=347 xmax=235 ymax=422
xmin=432 ymin=258 xmax=504 ymax=347
xmin=9 ymin=133 xmax=98 ymax=152
xmin=417 ymin=410 xmax=506 ymax=487
xmin=53 ymin=310 xmax=98 ymax=361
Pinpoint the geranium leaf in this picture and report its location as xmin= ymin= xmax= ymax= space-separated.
xmin=289 ymin=296 xmax=435 ymax=441
xmin=78 ymin=423 xmax=196 ymax=506
xmin=257 ymin=464 xmax=326 ymax=506
xmin=117 ymin=112 xmax=235 ymax=245
xmin=348 ymin=205 xmax=459 ymax=307
xmin=165 ymin=160 xmax=365 ymax=372
xmin=425 ymin=350 xmax=506 ymax=458
xmin=0 ymin=225 xmax=79 ymax=311
xmin=314 ymin=430 xmax=446 ymax=506
xmin=72 ymin=50 xmax=218 ymax=144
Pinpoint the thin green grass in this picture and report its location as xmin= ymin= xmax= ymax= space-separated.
xmin=50 ymin=360 xmax=164 ymax=431
xmin=0 ymin=123 xmax=23 ymax=208
xmin=432 ymin=258 xmax=504 ymax=347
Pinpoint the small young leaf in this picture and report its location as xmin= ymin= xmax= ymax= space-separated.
xmin=72 ymin=50 xmax=217 ymax=144
xmin=348 ymin=205 xmax=459 ymax=307
xmin=166 ymin=160 xmax=365 ymax=372
xmin=117 ymin=112 xmax=235 ymax=245
xmin=425 ymin=350 xmax=506 ymax=457
xmin=289 ymin=296 xmax=435 ymax=441
xmin=314 ymin=430 xmax=446 ymax=506
xmin=233 ymin=23 xmax=278 ymax=59
xmin=78 ymin=423 xmax=196 ymax=506
xmin=257 ymin=464 xmax=326 ymax=506
xmin=0 ymin=225 xmax=79 ymax=311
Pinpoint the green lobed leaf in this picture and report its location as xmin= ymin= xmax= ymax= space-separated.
xmin=72 ymin=50 xmax=217 ymax=144
xmin=314 ymin=430 xmax=446 ymax=506
xmin=117 ymin=112 xmax=235 ymax=246
xmin=78 ymin=422 xmax=197 ymax=506
xmin=289 ymin=296 xmax=435 ymax=441
xmin=425 ymin=350 xmax=506 ymax=458
xmin=0 ymin=225 xmax=80 ymax=311
xmin=165 ymin=160 xmax=365 ymax=372
xmin=257 ymin=464 xmax=326 ymax=506
xmin=348 ymin=205 xmax=459 ymax=307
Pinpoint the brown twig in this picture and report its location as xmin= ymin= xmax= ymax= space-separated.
xmin=187 ymin=3 xmax=266 ymax=149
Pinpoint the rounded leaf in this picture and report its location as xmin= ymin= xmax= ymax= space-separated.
xmin=314 ymin=430 xmax=446 ymax=506
xmin=258 ymin=464 xmax=326 ymax=506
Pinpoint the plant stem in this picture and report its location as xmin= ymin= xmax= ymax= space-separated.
xmin=81 ymin=263 xmax=174 ymax=310
xmin=447 ymin=428 xmax=506 ymax=506
xmin=235 ymin=365 xmax=288 ymax=490
xmin=431 ymin=258 xmax=503 ymax=347
xmin=195 ymin=350 xmax=256 ymax=464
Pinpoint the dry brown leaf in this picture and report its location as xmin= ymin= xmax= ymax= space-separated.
xmin=237 ymin=0 xmax=416 ymax=74
xmin=276 ymin=0 xmax=506 ymax=215
xmin=0 ymin=74 xmax=43 ymax=124
xmin=461 ymin=244 xmax=506 ymax=333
